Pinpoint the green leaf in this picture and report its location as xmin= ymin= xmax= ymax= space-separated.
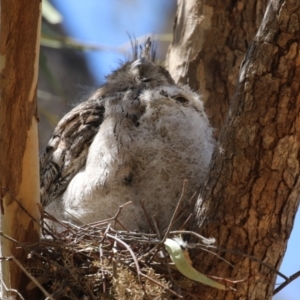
xmin=164 ymin=238 xmax=226 ymax=290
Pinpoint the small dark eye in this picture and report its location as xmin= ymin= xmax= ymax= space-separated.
xmin=175 ymin=96 xmax=188 ymax=103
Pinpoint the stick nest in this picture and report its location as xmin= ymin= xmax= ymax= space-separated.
xmin=22 ymin=202 xmax=201 ymax=300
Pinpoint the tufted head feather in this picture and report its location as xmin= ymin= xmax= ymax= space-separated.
xmin=97 ymin=38 xmax=174 ymax=97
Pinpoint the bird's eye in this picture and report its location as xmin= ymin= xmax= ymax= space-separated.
xmin=174 ymin=95 xmax=188 ymax=103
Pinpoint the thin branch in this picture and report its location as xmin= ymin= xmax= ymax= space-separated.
xmin=140 ymin=199 xmax=156 ymax=233
xmin=106 ymin=233 xmax=142 ymax=283
xmin=162 ymin=179 xmax=188 ymax=242
xmin=140 ymin=273 xmax=183 ymax=299
xmin=0 ymin=278 xmax=25 ymax=300
xmin=10 ymin=256 xmax=55 ymax=300
xmin=273 ymin=270 xmax=300 ymax=295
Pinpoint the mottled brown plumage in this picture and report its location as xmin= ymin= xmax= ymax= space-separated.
xmin=40 ymin=39 xmax=214 ymax=231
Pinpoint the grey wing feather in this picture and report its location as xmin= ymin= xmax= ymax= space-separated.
xmin=40 ymin=99 xmax=105 ymax=206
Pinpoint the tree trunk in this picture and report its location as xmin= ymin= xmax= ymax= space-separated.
xmin=0 ymin=0 xmax=41 ymax=298
xmin=167 ymin=0 xmax=300 ymax=299
xmin=166 ymin=0 xmax=269 ymax=136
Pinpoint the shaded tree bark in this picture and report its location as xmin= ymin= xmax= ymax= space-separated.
xmin=0 ymin=0 xmax=41 ymax=298
xmin=167 ymin=0 xmax=300 ymax=299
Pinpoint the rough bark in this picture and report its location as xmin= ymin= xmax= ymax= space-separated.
xmin=0 ymin=0 xmax=41 ymax=298
xmin=166 ymin=0 xmax=269 ymax=136
xmin=168 ymin=0 xmax=300 ymax=299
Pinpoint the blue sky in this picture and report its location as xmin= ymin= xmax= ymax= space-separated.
xmin=49 ymin=1 xmax=300 ymax=298
xmin=51 ymin=0 xmax=174 ymax=84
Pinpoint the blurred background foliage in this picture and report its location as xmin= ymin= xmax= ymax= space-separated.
xmin=38 ymin=0 xmax=176 ymax=148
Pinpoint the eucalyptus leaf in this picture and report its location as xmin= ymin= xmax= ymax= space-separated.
xmin=164 ymin=238 xmax=226 ymax=290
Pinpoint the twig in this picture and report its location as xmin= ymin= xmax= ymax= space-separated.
xmin=1 ymin=187 xmax=39 ymax=226
xmin=10 ymin=256 xmax=55 ymax=300
xmin=273 ymin=270 xmax=300 ymax=295
xmin=178 ymin=213 xmax=192 ymax=231
xmin=0 ymin=232 xmax=22 ymax=246
xmin=141 ymin=273 xmax=183 ymax=299
xmin=196 ymin=245 xmax=234 ymax=268
xmin=170 ymin=230 xmax=288 ymax=281
xmin=140 ymin=199 xmax=156 ymax=233
xmin=204 ymin=245 xmax=288 ymax=281
xmin=87 ymin=201 xmax=132 ymax=231
xmin=106 ymin=233 xmax=142 ymax=283
xmin=0 ymin=278 xmax=25 ymax=300
xmin=170 ymin=230 xmax=215 ymax=245
xmin=151 ymin=217 xmax=179 ymax=294
xmin=99 ymin=242 xmax=106 ymax=295
xmin=162 ymin=179 xmax=188 ymax=243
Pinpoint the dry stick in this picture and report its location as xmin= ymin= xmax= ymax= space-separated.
xmin=137 ymin=244 xmax=161 ymax=266
xmin=168 ymin=235 xmax=233 ymax=270
xmin=10 ymin=256 xmax=55 ymax=300
xmin=169 ymin=230 xmax=234 ymax=268
xmin=83 ymin=201 xmax=132 ymax=231
xmin=0 ymin=257 xmax=12 ymax=261
xmin=100 ymin=223 xmax=112 ymax=296
xmin=120 ymin=217 xmax=177 ymax=298
xmin=108 ymin=182 xmax=190 ymax=285
xmin=151 ymin=216 xmax=180 ymax=295
xmin=168 ymin=231 xmax=292 ymax=290
xmin=162 ymin=179 xmax=188 ymax=243
xmin=0 ymin=188 xmax=60 ymax=240
xmin=40 ymin=208 xmax=75 ymax=238
xmin=99 ymin=242 xmax=106 ymax=295
xmin=174 ymin=181 xmax=202 ymax=230
xmin=59 ymin=203 xmax=90 ymax=227
xmin=273 ymin=270 xmax=300 ymax=295
xmin=110 ymin=228 xmax=158 ymax=239
xmin=140 ymin=199 xmax=157 ymax=233
xmin=111 ymin=201 xmax=132 ymax=230
xmin=197 ymin=246 xmax=235 ymax=269
xmin=170 ymin=230 xmax=215 ymax=245
xmin=2 ymin=193 xmax=194 ymax=298
xmin=204 ymin=245 xmax=288 ymax=281
xmin=99 ymin=223 xmax=111 ymax=243
xmin=140 ymin=273 xmax=184 ymax=299
xmin=106 ymin=233 xmax=142 ymax=283
xmin=169 ymin=230 xmax=288 ymax=281
xmin=0 ymin=278 xmax=25 ymax=300
xmin=39 ymin=203 xmax=86 ymax=239
xmin=86 ymin=285 xmax=98 ymax=300
xmin=1 ymin=186 xmax=40 ymax=226
xmin=0 ymin=232 xmax=22 ymax=246
xmin=122 ymin=185 xmax=189 ymax=290
xmin=178 ymin=213 xmax=192 ymax=231
xmin=172 ymin=230 xmax=289 ymax=282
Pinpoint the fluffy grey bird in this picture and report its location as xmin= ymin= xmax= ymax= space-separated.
xmin=40 ymin=39 xmax=214 ymax=232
